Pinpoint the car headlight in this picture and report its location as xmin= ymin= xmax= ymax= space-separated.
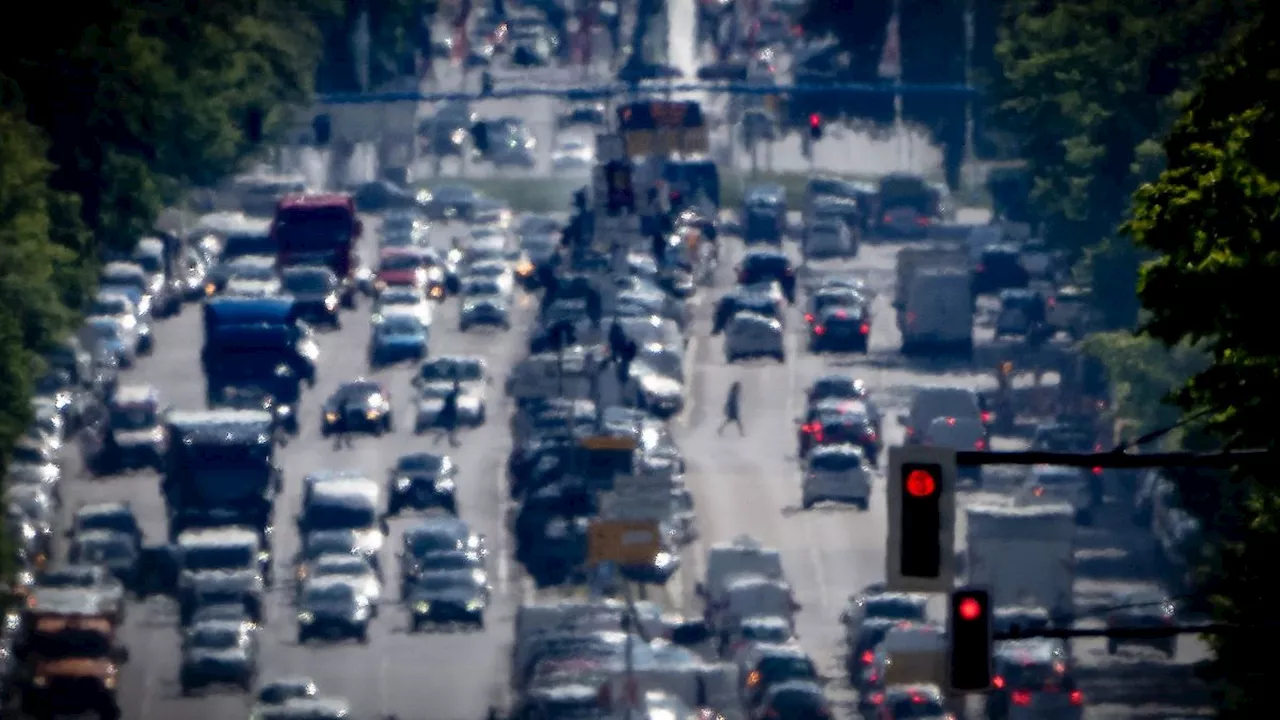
xmin=516 ymin=261 xmax=534 ymax=276
xmin=395 ymin=477 xmax=412 ymax=491
xmin=365 ymin=408 xmax=381 ymax=420
xmin=435 ymin=479 xmax=455 ymax=492
xmin=375 ymin=280 xmax=387 ymax=292
xmin=466 ymin=600 xmax=484 ymax=611
xmin=296 ymin=567 xmax=307 ymax=580
xmin=298 ymin=342 xmax=319 ymax=360
xmin=204 ymin=283 xmax=216 ymax=296
xmin=353 ymin=606 xmax=371 ymax=620
xmin=429 ymin=286 xmax=444 ymax=298
xmin=103 ymin=676 xmax=117 ymax=689
xmin=297 ymin=612 xmax=315 ymax=624
xmin=655 ymin=552 xmax=675 ymax=568
xmin=415 ymin=601 xmax=430 ymax=614
xmin=325 ymin=411 xmax=339 ymax=423
xmin=324 ymin=295 xmax=338 ymax=311
xmin=32 ymin=676 xmax=48 ymax=688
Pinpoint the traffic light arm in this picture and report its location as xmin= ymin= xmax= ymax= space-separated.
xmin=954 ymin=448 xmax=1274 ymax=469
xmin=996 ymin=622 xmax=1253 ymax=640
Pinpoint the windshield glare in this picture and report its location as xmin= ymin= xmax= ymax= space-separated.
xmin=91 ymin=298 xmax=130 ymax=316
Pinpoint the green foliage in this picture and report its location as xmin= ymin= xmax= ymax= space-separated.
xmin=992 ymin=0 xmax=1256 ymax=328
xmin=1123 ymin=10 xmax=1280 ymax=715
xmin=1080 ymin=332 xmax=1205 ymax=442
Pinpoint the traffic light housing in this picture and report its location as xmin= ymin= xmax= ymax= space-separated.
xmin=886 ymin=446 xmax=956 ymax=592
xmin=947 ymin=587 xmax=993 ymax=692
xmin=604 ymin=160 xmax=635 ymax=215
xmin=312 ymin=114 xmax=331 ymax=146
xmin=808 ymin=113 xmax=823 ymax=141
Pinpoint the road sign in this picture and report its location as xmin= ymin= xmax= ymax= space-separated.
xmin=588 ymin=519 xmax=662 ymax=566
xmin=615 ymin=100 xmax=710 ymax=156
xmin=886 ymin=445 xmax=957 ymax=593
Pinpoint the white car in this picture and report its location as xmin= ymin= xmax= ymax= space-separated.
xmin=88 ymin=291 xmax=152 ymax=353
xmin=414 ymin=379 xmax=487 ymax=430
xmin=724 ymin=311 xmax=785 ymax=363
xmin=306 ymin=553 xmax=383 ymax=614
xmin=460 ymin=276 xmax=509 ymax=302
xmin=373 ymin=288 xmax=435 ymax=326
xmin=464 ymin=235 xmax=508 ymax=264
xmin=465 ymin=259 xmax=516 ymax=296
xmin=551 ymin=138 xmax=594 ymax=170
xmin=802 ymin=444 xmax=872 ymax=509
xmin=804 ymin=223 xmax=855 ymax=258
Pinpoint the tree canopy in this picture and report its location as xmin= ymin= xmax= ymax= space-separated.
xmin=1124 ymin=8 xmax=1277 ymax=714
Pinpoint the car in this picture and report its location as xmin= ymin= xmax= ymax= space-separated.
xmin=398 ymin=518 xmax=487 ymax=592
xmin=67 ymin=529 xmax=140 ymax=588
xmin=801 ymin=444 xmax=872 ymax=510
xmin=84 ymin=315 xmax=139 ymax=368
xmin=406 ymin=572 xmax=488 ymax=631
xmin=808 ymin=305 xmax=870 ymax=353
xmin=255 ymin=676 xmax=319 ymax=706
xmin=796 ymin=399 xmax=880 ymax=461
xmin=96 ymin=384 xmax=168 ymax=472
xmin=372 ymin=287 xmax=434 ymax=325
xmin=222 ymin=256 xmax=282 ymax=297
xmin=724 ymin=311 xmax=785 ymax=363
xmin=459 ymin=292 xmax=511 ymax=332
xmin=551 ymin=137 xmax=594 ymax=171
xmin=413 ymin=356 xmax=489 ymax=429
xmin=803 ymin=221 xmax=856 ymax=258
xmin=296 ymin=577 xmax=373 ymax=644
xmin=755 ymin=680 xmax=832 ymax=720
xmin=69 ymin=502 xmax=142 ymax=547
xmin=418 ymin=184 xmax=479 ymax=222
xmin=280 ymin=266 xmax=342 ymax=327
xmin=741 ymin=644 xmax=821 ymax=710
xmin=1104 ymin=590 xmax=1178 ymax=657
xmin=88 ymin=290 xmax=152 ymax=353
xmin=368 ymin=309 xmax=429 ymax=366
xmin=305 ymin=554 xmax=382 ymax=614
xmin=320 ymin=380 xmax=393 ymax=436
xmin=374 ymin=247 xmax=431 ymax=295
xmin=180 ymin=620 xmax=259 ymax=694
xmin=987 ymin=639 xmax=1082 ymax=719
xmin=901 ymin=386 xmax=989 ymax=444
xmin=387 ymin=452 xmax=459 ymax=515
xmin=865 ymin=683 xmax=953 ymax=719
xmin=922 ymin=416 xmax=987 ymax=485
xmin=31 ymin=564 xmax=127 ymax=623
xmin=466 ymin=259 xmax=516 ymax=296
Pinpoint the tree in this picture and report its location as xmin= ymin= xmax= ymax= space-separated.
xmin=992 ymin=0 xmax=1256 ymax=328
xmin=1124 ymin=10 xmax=1280 ymax=714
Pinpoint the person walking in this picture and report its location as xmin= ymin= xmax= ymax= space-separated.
xmin=718 ymin=380 xmax=745 ymax=435
xmin=435 ymin=379 xmax=462 ymax=447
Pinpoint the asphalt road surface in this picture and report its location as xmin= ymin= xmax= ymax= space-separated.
xmin=59 ymin=212 xmax=534 ymax=720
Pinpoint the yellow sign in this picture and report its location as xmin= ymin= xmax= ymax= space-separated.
xmin=588 ymin=520 xmax=661 ymax=566
xmin=622 ymin=128 xmax=711 ymax=157
xmin=580 ymin=435 xmax=638 ymax=451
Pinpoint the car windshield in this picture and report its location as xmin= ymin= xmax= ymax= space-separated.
xmin=380 ymin=254 xmax=421 ymax=271
xmin=423 ymin=553 xmax=477 ymax=571
xmin=87 ymin=319 xmax=122 ymax=340
xmin=864 ymin=598 xmax=925 ymax=620
xmin=78 ymin=512 xmax=133 ymax=535
xmin=315 ymin=557 xmax=370 ymax=577
xmin=110 ymin=403 xmax=158 ymax=431
xmin=306 ymin=502 xmax=376 ymax=530
xmin=464 ymin=280 xmax=502 ymax=296
xmin=761 ymin=656 xmax=818 ymax=680
xmin=407 ymin=533 xmax=465 ymax=555
xmin=416 ymin=575 xmax=476 ymax=593
xmin=304 ymin=532 xmax=359 ymax=557
xmin=887 ymin=696 xmax=946 ymax=717
xmin=189 ymin=626 xmax=240 ymax=650
xmin=284 ymin=271 xmax=332 ymax=293
xmin=398 ymin=455 xmax=445 ymax=472
xmin=229 ymin=263 xmax=277 ymax=281
xmin=77 ymin=538 xmax=136 ymax=563
xmin=11 ymin=446 xmax=48 ymax=465
xmin=810 ymin=452 xmax=862 ymax=471
xmin=433 ymin=186 xmax=474 ymax=202
xmin=421 ymin=360 xmax=484 ymax=382
xmin=183 ymin=545 xmax=255 ymax=571
xmin=91 ymin=296 xmax=130 ymax=316
xmin=742 ymin=623 xmax=792 ymax=643
xmin=336 ymin=383 xmax=381 ymax=401
xmin=379 ymin=290 xmax=421 ymax=306
xmin=305 ymin=584 xmax=356 ymax=603
xmin=38 ymin=568 xmax=97 ymax=588
xmin=469 ymin=263 xmax=505 ymax=277
xmin=133 ymin=253 xmax=164 ymax=274
xmin=378 ymin=315 xmax=423 ymax=335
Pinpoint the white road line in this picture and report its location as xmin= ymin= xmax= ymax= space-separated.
xmin=673 ymin=334 xmax=700 ymax=429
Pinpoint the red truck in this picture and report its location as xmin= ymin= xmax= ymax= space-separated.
xmin=271 ymin=193 xmax=363 ymax=307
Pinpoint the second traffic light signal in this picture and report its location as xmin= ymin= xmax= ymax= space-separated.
xmin=947 ymin=587 xmax=994 ymax=692
xmin=808 ymin=113 xmax=823 ymax=141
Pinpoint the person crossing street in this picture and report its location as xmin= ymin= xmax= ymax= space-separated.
xmin=718 ymin=380 xmax=745 ymax=435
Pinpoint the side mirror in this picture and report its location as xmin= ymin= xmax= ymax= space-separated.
xmin=670 ymin=620 xmax=712 ymax=645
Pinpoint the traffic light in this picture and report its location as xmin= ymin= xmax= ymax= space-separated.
xmin=245 ymin=107 xmax=265 ymax=144
xmin=886 ymin=446 xmax=956 ymax=592
xmin=947 ymin=587 xmax=993 ymax=691
xmin=312 ymin=114 xmax=331 ymax=146
xmin=808 ymin=113 xmax=823 ymax=141
xmin=604 ymin=160 xmax=635 ymax=215
xmin=470 ymin=122 xmax=490 ymax=153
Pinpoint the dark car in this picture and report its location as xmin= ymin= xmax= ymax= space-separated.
xmin=797 ymin=401 xmax=880 ymax=461
xmin=1104 ymin=591 xmax=1178 ymax=657
xmin=973 ymin=243 xmax=1030 ymax=295
xmin=280 ymin=266 xmax=341 ymax=328
xmin=808 ymin=305 xmax=870 ymax=353
xmin=736 ymin=250 xmax=796 ymax=301
xmin=295 ymin=578 xmax=372 ymax=644
xmin=387 ymin=453 xmax=459 ymax=515
xmin=756 ymin=680 xmax=832 ymax=720
xmin=406 ymin=572 xmax=487 ymax=631
xmin=419 ymin=184 xmax=479 ymax=222
xmin=320 ymin=380 xmax=393 ymax=436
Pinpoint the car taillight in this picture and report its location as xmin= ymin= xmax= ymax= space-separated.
xmin=1092 ymin=466 xmax=1103 ymax=475
xmin=916 ymin=216 xmax=929 ymax=226
xmin=975 ymin=439 xmax=986 ymax=450
xmin=882 ymin=214 xmax=892 ymax=224
xmin=992 ymin=676 xmax=1005 ymax=689
xmin=1012 ymin=691 xmax=1032 ymax=706
xmin=869 ymin=692 xmax=884 ymax=705
xmin=981 ymin=411 xmax=992 ymax=423
xmin=861 ymin=650 xmax=874 ymax=664
xmin=865 ymin=430 xmax=877 ymax=441
xmin=1069 ymin=690 xmax=1083 ymax=705
xmin=904 ymin=427 xmax=915 ymax=437
xmin=813 ymin=430 xmax=824 ymax=442
xmin=813 ymin=325 xmax=825 ymax=335
xmin=860 ymin=323 xmax=870 ymax=334
xmin=804 ymin=313 xmax=814 ymax=323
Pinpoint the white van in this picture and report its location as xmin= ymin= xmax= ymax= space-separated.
xmin=700 ymin=536 xmax=784 ymax=599
xmin=900 ymin=268 xmax=973 ymax=356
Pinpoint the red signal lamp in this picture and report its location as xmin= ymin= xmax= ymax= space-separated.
xmin=905 ymin=469 xmax=936 ymax=497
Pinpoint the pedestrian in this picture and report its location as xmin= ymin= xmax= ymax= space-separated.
xmin=718 ymin=380 xmax=744 ymax=435
xmin=609 ymin=320 xmax=626 ymax=361
xmin=435 ymin=380 xmax=461 ymax=447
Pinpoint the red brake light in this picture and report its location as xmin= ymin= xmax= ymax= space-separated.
xmin=813 ymin=325 xmax=825 ymax=335
xmin=1092 ymin=466 xmax=1103 ymax=475
xmin=981 ymin=411 xmax=992 ymax=423
xmin=809 ymin=113 xmax=820 ymax=128
xmin=1011 ymin=691 xmax=1032 ymax=706
xmin=861 ymin=650 xmax=874 ymax=663
xmin=835 ymin=309 xmax=847 ymax=318
xmin=882 ymin=214 xmax=892 ymax=224
xmin=975 ymin=439 xmax=986 ymax=450
xmin=804 ymin=313 xmax=814 ymax=323
xmin=916 ymin=216 xmax=929 ymax=226
xmin=860 ymin=323 xmax=870 ymax=334
xmin=870 ymin=692 xmax=884 ymax=705
xmin=992 ymin=676 xmax=1005 ymax=689
xmin=1070 ymin=690 xmax=1083 ymax=705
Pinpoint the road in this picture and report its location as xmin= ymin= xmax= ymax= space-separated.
xmin=60 ymin=212 xmax=534 ymax=720
xmin=664 ymin=218 xmax=1213 ymax=718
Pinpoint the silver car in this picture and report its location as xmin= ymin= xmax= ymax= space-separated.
xmin=724 ymin=311 xmax=785 ymax=363
xmin=801 ymin=444 xmax=872 ymax=510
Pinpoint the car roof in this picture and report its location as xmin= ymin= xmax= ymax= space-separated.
xmin=177 ymin=526 xmax=260 ymax=547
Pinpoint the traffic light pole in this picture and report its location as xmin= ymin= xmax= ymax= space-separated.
xmin=996 ymin=623 xmax=1266 ymax=640
xmin=954 ymin=448 xmax=1275 ymax=469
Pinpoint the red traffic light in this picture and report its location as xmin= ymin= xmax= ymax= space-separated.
xmin=905 ymin=469 xmax=937 ymax=497
xmin=958 ymin=597 xmax=982 ymax=621
xmin=808 ymin=113 xmax=821 ymax=128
